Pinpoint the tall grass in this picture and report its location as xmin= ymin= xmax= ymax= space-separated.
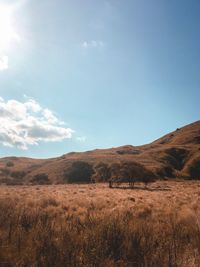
xmin=0 ymin=197 xmax=199 ymax=267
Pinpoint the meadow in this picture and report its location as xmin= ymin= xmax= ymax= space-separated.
xmin=0 ymin=180 xmax=199 ymax=267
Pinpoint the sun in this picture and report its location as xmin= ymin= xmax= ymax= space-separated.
xmin=0 ymin=5 xmax=20 ymax=51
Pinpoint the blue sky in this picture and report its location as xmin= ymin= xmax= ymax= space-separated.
xmin=0 ymin=0 xmax=200 ymax=158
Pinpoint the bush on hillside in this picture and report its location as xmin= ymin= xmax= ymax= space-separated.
xmin=6 ymin=161 xmax=14 ymax=167
xmin=11 ymin=171 xmax=26 ymax=179
xmin=31 ymin=173 xmax=50 ymax=185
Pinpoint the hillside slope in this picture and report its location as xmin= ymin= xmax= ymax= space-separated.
xmin=0 ymin=121 xmax=200 ymax=184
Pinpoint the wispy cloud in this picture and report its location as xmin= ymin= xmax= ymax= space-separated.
xmin=81 ymin=40 xmax=105 ymax=49
xmin=0 ymin=97 xmax=74 ymax=150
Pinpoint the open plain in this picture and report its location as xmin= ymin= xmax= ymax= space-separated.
xmin=0 ymin=180 xmax=199 ymax=267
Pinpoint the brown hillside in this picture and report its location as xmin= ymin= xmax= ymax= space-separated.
xmin=0 ymin=121 xmax=200 ymax=184
xmin=152 ymin=120 xmax=200 ymax=145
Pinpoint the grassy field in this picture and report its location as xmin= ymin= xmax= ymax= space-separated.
xmin=0 ymin=181 xmax=199 ymax=267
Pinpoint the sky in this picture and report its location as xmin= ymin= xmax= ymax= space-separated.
xmin=0 ymin=0 xmax=200 ymax=158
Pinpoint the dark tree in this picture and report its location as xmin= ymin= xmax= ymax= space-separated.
xmin=92 ymin=162 xmax=111 ymax=182
xmin=109 ymin=162 xmax=122 ymax=187
xmin=119 ymin=161 xmax=146 ymax=188
xmin=64 ymin=161 xmax=94 ymax=183
xmin=140 ymin=170 xmax=155 ymax=188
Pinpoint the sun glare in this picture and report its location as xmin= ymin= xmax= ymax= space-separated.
xmin=0 ymin=5 xmax=20 ymax=51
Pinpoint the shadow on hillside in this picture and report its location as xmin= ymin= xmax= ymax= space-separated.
xmin=110 ymin=185 xmax=171 ymax=191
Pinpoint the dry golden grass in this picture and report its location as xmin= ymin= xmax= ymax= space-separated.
xmin=0 ymin=180 xmax=199 ymax=217
xmin=0 ymin=180 xmax=199 ymax=267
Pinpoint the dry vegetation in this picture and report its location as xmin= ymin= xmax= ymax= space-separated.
xmin=0 ymin=180 xmax=199 ymax=267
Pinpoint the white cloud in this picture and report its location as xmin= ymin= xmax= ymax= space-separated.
xmin=0 ymin=56 xmax=8 ymax=70
xmin=82 ymin=40 xmax=105 ymax=49
xmin=0 ymin=97 xmax=74 ymax=150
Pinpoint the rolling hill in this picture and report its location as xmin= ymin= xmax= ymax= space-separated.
xmin=0 ymin=120 xmax=200 ymax=184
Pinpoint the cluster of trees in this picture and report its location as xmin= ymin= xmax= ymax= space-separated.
xmin=108 ymin=161 xmax=155 ymax=188
xmin=64 ymin=160 xmax=155 ymax=188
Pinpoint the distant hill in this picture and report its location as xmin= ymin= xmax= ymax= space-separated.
xmin=0 ymin=121 xmax=200 ymax=185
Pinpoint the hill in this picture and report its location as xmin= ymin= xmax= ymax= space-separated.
xmin=0 ymin=120 xmax=200 ymax=184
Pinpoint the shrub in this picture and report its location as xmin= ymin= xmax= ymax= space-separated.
xmin=10 ymin=171 xmax=26 ymax=179
xmin=6 ymin=161 xmax=14 ymax=167
xmin=31 ymin=173 xmax=50 ymax=185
